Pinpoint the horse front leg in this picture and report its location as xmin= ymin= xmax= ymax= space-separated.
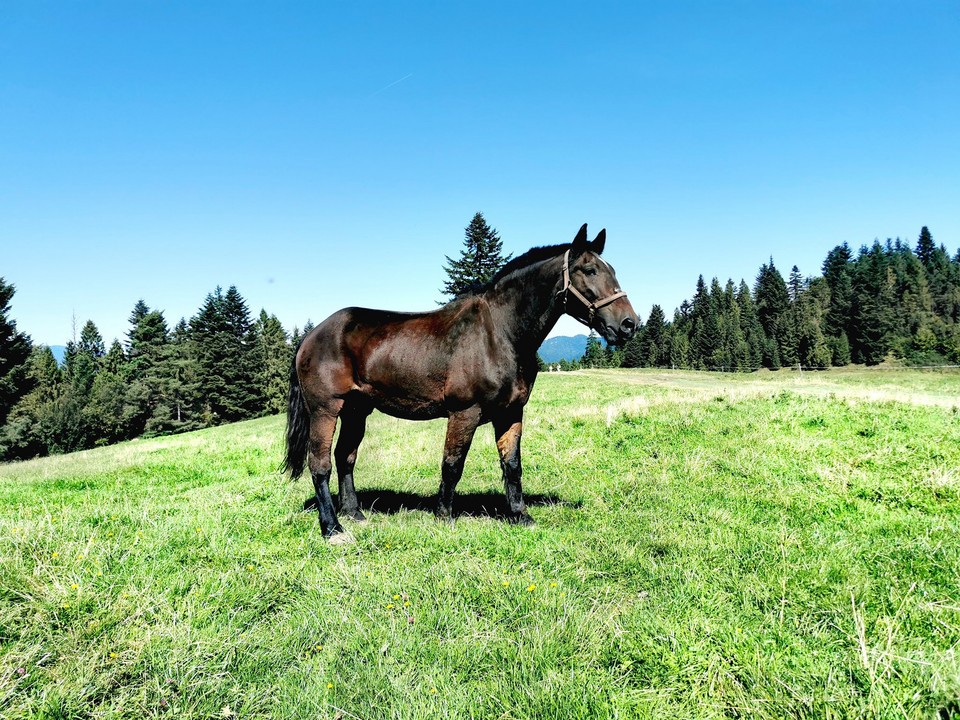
xmin=436 ymin=407 xmax=481 ymax=522
xmin=494 ymin=412 xmax=533 ymax=526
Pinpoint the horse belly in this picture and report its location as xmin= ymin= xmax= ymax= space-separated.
xmin=371 ymin=393 xmax=446 ymax=421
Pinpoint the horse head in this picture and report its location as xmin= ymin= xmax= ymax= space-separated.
xmin=562 ymin=224 xmax=639 ymax=345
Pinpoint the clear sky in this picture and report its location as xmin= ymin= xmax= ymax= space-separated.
xmin=3 ymin=1 xmax=958 ymax=346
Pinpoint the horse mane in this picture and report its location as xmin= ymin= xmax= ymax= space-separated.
xmin=454 ymin=244 xmax=569 ymax=299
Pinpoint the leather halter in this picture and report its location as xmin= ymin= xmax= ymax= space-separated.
xmin=558 ymin=249 xmax=628 ymax=326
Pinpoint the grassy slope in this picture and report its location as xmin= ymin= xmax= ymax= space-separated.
xmin=1 ymin=369 xmax=959 ymax=719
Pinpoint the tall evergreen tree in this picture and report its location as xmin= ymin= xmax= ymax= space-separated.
xmin=0 ymin=277 xmax=33 ymax=426
xmin=256 ymin=309 xmax=293 ymax=415
xmin=916 ymin=226 xmax=936 ymax=269
xmin=192 ymin=286 xmax=264 ymax=424
xmin=822 ymin=243 xmax=854 ymax=363
xmin=64 ymin=320 xmax=104 ymax=397
xmin=122 ymin=308 xmax=170 ymax=436
xmin=581 ymin=330 xmax=606 ymax=368
xmin=754 ymin=260 xmax=790 ymax=368
xmin=638 ymin=305 xmax=666 ymax=367
xmin=850 ymin=241 xmax=897 ymax=364
xmin=0 ymin=346 xmax=64 ymax=459
xmin=441 ymin=212 xmax=512 ymax=298
xmin=735 ymin=280 xmax=764 ymax=369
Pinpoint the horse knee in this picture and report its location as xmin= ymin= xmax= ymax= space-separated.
xmin=501 ymin=454 xmax=521 ymax=477
xmin=308 ymin=455 xmax=332 ymax=477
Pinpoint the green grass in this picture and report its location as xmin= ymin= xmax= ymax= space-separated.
xmin=2 ymin=368 xmax=960 ymax=719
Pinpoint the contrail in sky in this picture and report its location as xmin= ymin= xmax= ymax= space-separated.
xmin=366 ymin=73 xmax=413 ymax=99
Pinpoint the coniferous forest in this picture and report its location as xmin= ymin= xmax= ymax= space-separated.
xmin=579 ymin=227 xmax=960 ymax=372
xmin=1 ymin=226 xmax=958 ymax=460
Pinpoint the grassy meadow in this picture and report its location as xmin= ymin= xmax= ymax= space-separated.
xmin=2 ymin=368 xmax=960 ymax=719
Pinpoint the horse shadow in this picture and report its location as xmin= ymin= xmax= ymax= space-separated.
xmin=303 ymin=489 xmax=580 ymax=521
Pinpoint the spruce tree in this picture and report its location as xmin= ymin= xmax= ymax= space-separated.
xmin=822 ymin=243 xmax=854 ymax=361
xmin=635 ymin=305 xmax=663 ymax=367
xmin=621 ymin=330 xmax=643 ymax=368
xmin=65 ymin=320 xmax=104 ymax=397
xmin=256 ymin=309 xmax=292 ymax=415
xmin=144 ymin=318 xmax=201 ymax=434
xmin=581 ymin=331 xmax=606 ymax=367
xmin=122 ymin=308 xmax=170 ymax=436
xmin=441 ymin=212 xmax=512 ymax=298
xmin=192 ymin=286 xmax=264 ymax=424
xmin=850 ymin=242 xmax=897 ymax=364
xmin=0 ymin=346 xmax=63 ymax=459
xmin=0 ymin=277 xmax=33 ymax=425
xmin=754 ymin=260 xmax=790 ymax=368
xmin=736 ymin=281 xmax=764 ymax=370
xmin=916 ymin=226 xmax=935 ymax=268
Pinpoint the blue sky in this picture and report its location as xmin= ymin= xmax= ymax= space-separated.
xmin=3 ymin=1 xmax=958 ymax=346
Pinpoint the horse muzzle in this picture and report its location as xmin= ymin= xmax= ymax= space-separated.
xmin=600 ymin=314 xmax=638 ymax=346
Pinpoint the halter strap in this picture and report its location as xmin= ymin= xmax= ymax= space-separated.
xmin=558 ymin=249 xmax=628 ymax=326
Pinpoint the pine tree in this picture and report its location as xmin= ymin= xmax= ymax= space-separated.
xmin=101 ymin=340 xmax=127 ymax=374
xmin=441 ymin=212 xmax=512 ymax=298
xmin=256 ymin=309 xmax=292 ymax=415
xmin=122 ymin=308 xmax=170 ymax=436
xmin=192 ymin=286 xmax=264 ymax=424
xmin=581 ymin=331 xmax=606 ymax=367
xmin=126 ymin=300 xmax=151 ymax=348
xmin=735 ymin=281 xmax=764 ymax=370
xmin=0 ymin=277 xmax=33 ymax=426
xmin=916 ymin=226 xmax=935 ymax=268
xmin=0 ymin=346 xmax=63 ymax=459
xmin=639 ymin=305 xmax=666 ymax=367
xmin=754 ymin=260 xmax=790 ymax=368
xmin=822 ymin=243 xmax=854 ymax=363
xmin=65 ymin=320 xmax=104 ymax=397
xmin=142 ymin=318 xmax=202 ymax=435
xmin=620 ymin=329 xmax=643 ymax=368
xmin=850 ymin=242 xmax=897 ymax=364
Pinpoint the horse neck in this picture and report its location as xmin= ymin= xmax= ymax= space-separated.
xmin=484 ymin=254 xmax=566 ymax=354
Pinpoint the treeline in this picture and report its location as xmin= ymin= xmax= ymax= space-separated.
xmin=572 ymin=227 xmax=960 ymax=371
xmin=0 ymin=286 xmax=309 ymax=461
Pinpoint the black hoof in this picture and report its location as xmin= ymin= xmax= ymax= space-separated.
xmin=323 ymin=523 xmax=346 ymax=539
xmin=346 ymin=509 xmax=367 ymax=522
xmin=434 ymin=509 xmax=455 ymax=525
xmin=509 ymin=512 xmax=535 ymax=527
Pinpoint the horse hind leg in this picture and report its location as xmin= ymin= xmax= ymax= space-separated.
xmin=335 ymin=402 xmax=370 ymax=522
xmin=307 ymin=409 xmax=345 ymax=538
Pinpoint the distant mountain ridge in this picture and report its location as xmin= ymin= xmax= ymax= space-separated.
xmin=538 ymin=334 xmax=589 ymax=363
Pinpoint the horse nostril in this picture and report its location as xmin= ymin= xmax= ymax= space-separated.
xmin=620 ymin=317 xmax=636 ymax=334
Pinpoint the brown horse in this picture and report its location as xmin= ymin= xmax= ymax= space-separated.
xmin=284 ymin=224 xmax=638 ymax=538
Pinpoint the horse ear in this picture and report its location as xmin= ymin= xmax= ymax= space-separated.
xmin=572 ymin=224 xmax=588 ymax=250
xmin=591 ymin=229 xmax=606 ymax=255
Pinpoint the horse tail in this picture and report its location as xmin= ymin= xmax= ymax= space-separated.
xmin=283 ymin=347 xmax=309 ymax=480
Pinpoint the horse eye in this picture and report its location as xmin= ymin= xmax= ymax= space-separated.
xmin=584 ymin=267 xmax=597 ymax=276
